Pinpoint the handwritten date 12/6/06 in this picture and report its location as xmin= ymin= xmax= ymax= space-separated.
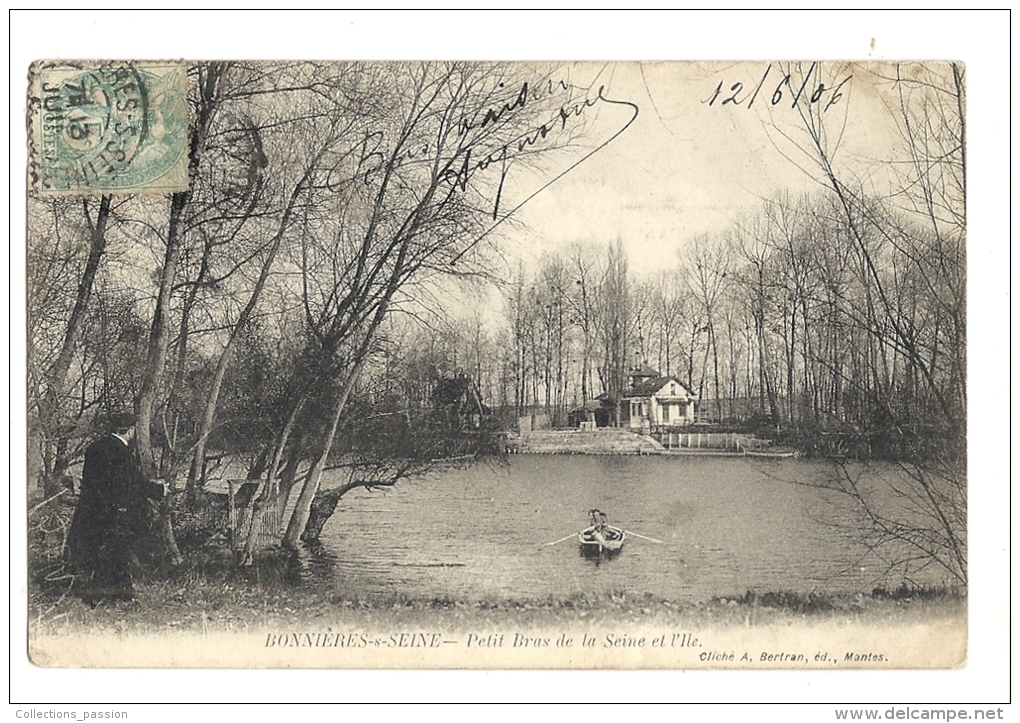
xmin=704 ymin=63 xmax=850 ymax=113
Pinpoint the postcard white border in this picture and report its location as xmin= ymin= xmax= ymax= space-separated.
xmin=8 ymin=9 xmax=1010 ymax=706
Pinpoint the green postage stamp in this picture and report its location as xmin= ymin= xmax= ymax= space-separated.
xmin=29 ymin=62 xmax=189 ymax=195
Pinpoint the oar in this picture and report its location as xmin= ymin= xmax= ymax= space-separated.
xmin=623 ymin=530 xmax=664 ymax=544
xmin=543 ymin=532 xmax=578 ymax=546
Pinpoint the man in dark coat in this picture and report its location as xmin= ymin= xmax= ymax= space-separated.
xmin=66 ymin=412 xmax=166 ymax=605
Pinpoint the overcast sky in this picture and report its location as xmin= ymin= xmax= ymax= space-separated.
xmin=503 ymin=60 xmax=903 ymax=277
xmin=429 ymin=58 xmax=910 ymax=317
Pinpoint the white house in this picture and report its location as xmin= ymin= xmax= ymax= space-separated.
xmin=622 ymin=365 xmax=697 ymax=431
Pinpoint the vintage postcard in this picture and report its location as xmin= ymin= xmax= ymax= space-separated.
xmin=26 ymin=59 xmax=967 ymax=670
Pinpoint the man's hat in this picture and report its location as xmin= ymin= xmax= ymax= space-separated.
xmin=108 ymin=411 xmax=138 ymax=429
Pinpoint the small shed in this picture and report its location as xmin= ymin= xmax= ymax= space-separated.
xmin=431 ymin=373 xmax=486 ymax=429
xmin=568 ymin=394 xmax=617 ymax=429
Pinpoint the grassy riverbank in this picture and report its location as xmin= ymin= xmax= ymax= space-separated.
xmin=28 ymin=547 xmax=965 ymax=638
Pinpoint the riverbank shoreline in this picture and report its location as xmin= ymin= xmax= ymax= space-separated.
xmin=507 ymin=428 xmax=804 ymax=457
xmin=29 ymin=558 xmax=965 ymax=637
xmin=513 ymin=449 xmax=747 ymax=456
xmin=28 ymin=578 xmax=966 ymax=668
xmin=508 ymin=428 xmax=792 ymax=456
xmin=28 ymin=535 xmax=966 ymax=668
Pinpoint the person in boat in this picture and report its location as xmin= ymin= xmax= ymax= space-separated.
xmin=588 ymin=509 xmax=609 ymax=544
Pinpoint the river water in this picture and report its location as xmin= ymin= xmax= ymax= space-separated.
xmin=300 ymin=455 xmax=946 ymax=601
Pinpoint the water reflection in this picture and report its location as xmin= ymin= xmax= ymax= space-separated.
xmin=292 ymin=540 xmax=339 ymax=581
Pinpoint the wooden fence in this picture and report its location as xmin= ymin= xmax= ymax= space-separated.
xmin=226 ymin=480 xmax=280 ymax=552
xmin=653 ymin=431 xmax=753 ymax=450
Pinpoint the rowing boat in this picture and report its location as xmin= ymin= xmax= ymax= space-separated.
xmin=578 ymin=523 xmax=625 ymax=556
xmin=578 ymin=509 xmax=626 ymax=556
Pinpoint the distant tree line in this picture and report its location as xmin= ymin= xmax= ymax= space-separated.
xmin=482 ymin=181 xmax=963 ymax=456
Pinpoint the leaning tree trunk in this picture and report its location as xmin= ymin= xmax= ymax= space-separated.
xmin=301 ymin=487 xmax=347 ymax=543
xmin=238 ymin=399 xmax=304 ymax=565
xmin=282 ymin=357 xmax=367 ymax=549
xmin=276 ymin=436 xmax=304 ymax=520
xmin=134 ymin=63 xmax=229 ymax=565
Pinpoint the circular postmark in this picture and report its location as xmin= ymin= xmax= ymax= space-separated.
xmin=36 ymin=64 xmax=188 ymax=193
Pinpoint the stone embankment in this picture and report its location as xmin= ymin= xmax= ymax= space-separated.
xmin=507 ymin=428 xmax=778 ymax=456
xmin=510 ymin=428 xmax=664 ymax=454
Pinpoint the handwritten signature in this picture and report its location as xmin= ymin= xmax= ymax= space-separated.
xmin=456 ymin=77 xmax=573 ymax=137
xmin=349 ymin=77 xmax=639 ymax=227
xmin=703 ymin=62 xmax=851 ymax=113
xmin=441 ymin=83 xmax=638 ymax=219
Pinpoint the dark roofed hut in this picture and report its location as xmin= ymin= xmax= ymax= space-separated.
xmin=431 ymin=373 xmax=486 ymax=429
xmin=568 ymin=394 xmax=617 ymax=429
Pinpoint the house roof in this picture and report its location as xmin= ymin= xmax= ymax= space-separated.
xmin=570 ymin=398 xmax=606 ymax=413
xmin=629 ymin=364 xmax=661 ymax=378
xmin=623 ymin=376 xmax=695 ymax=399
xmin=431 ymin=376 xmax=484 ymax=411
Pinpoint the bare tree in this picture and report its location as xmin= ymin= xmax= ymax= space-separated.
xmin=269 ymin=62 xmax=601 ymax=547
xmin=772 ymin=61 xmax=967 ymax=583
xmin=598 ymin=239 xmax=630 ymax=424
xmin=683 ymin=235 xmax=730 ymax=420
xmin=647 ymin=270 xmax=687 ymax=378
xmin=28 ymin=196 xmax=113 ymax=495
xmin=565 ymin=243 xmax=601 ymax=404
